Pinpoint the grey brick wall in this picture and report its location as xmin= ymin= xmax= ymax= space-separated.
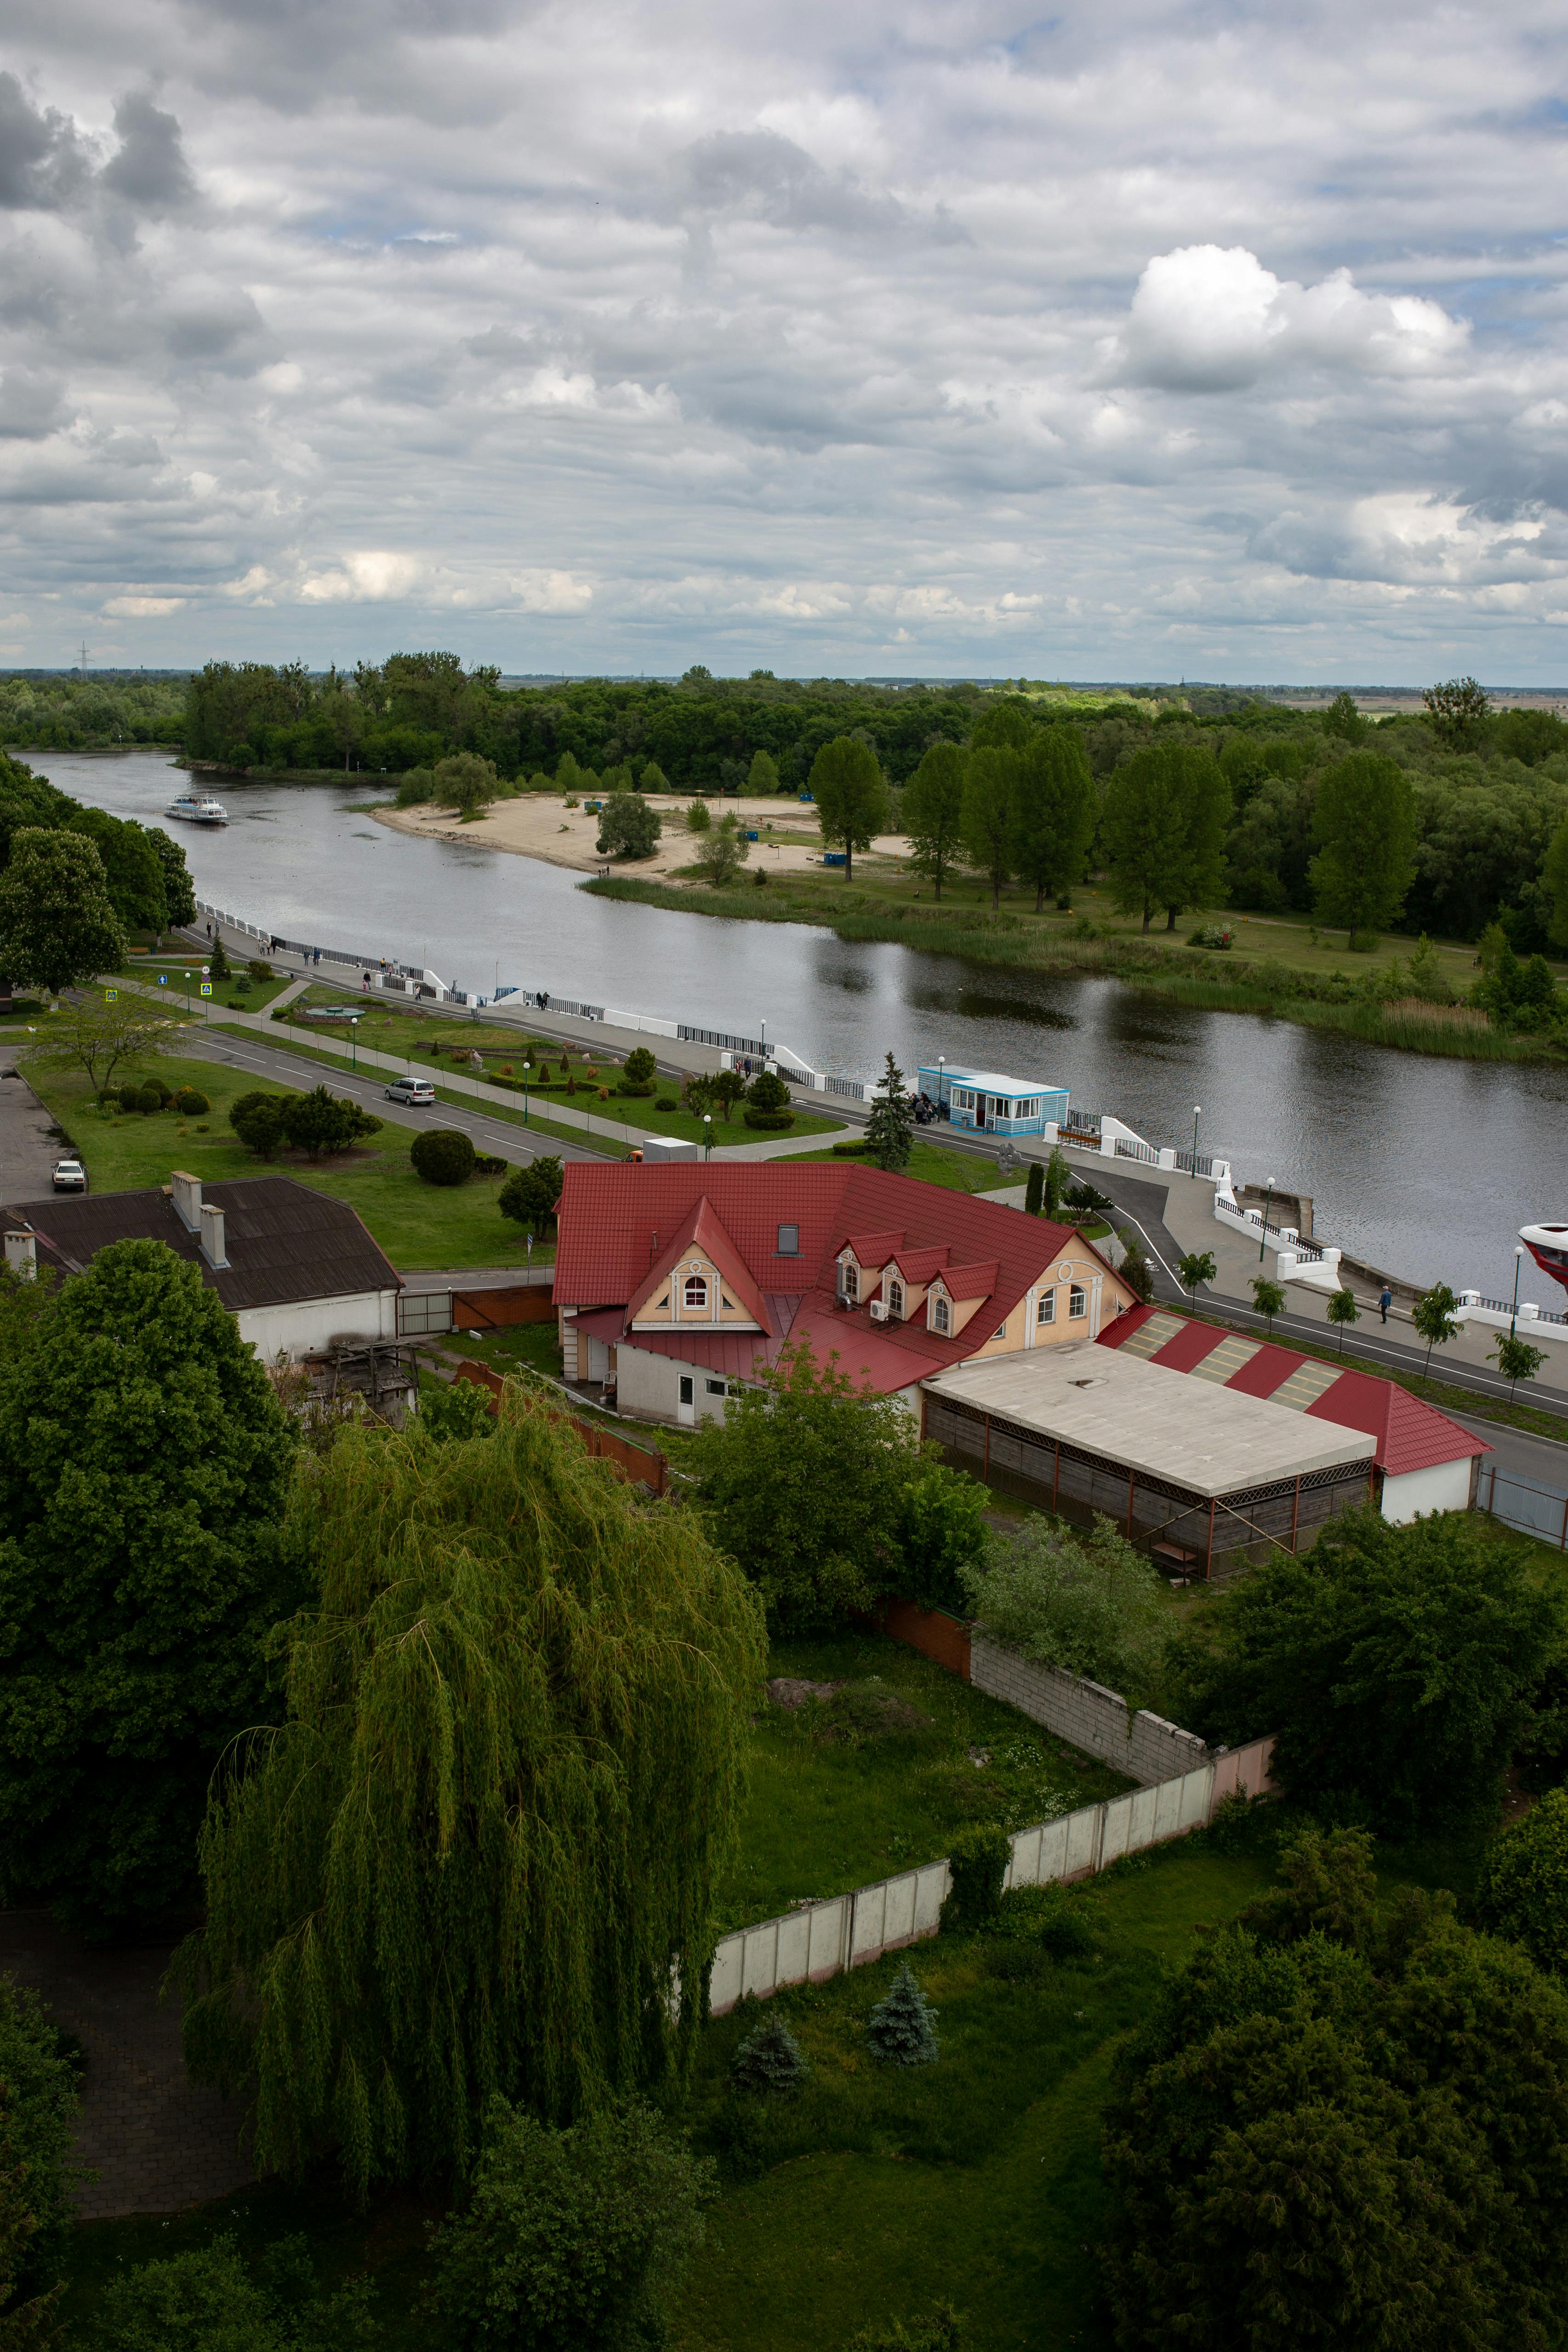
xmin=969 ymin=1636 xmax=1209 ymax=1786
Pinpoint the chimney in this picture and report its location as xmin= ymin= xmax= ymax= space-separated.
xmin=171 ymin=1170 xmax=202 ymax=1232
xmin=3 ymin=1228 xmax=36 ymax=1279
xmin=199 ymin=1202 xmax=228 ymax=1270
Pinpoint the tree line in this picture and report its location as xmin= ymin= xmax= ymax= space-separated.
xmin=0 ymin=671 xmax=188 ymax=750
xmin=0 ymin=750 xmax=197 ymax=994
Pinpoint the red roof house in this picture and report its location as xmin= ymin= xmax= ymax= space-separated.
xmin=1097 ymin=1303 xmax=1489 ymax=1522
xmin=552 ymin=1162 xmax=1137 ymax=1427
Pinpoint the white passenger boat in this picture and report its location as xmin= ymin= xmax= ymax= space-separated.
xmin=1521 ymin=1223 xmax=1568 ymax=1299
xmin=165 ymin=792 xmax=230 ymax=826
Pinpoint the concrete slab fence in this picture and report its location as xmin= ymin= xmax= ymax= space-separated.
xmin=708 ymin=1732 xmax=1275 ymax=2015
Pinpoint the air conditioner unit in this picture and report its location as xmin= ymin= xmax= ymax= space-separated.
xmin=868 ymin=1300 xmax=888 ymax=1322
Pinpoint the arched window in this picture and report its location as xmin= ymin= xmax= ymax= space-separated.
xmin=887 ymin=1279 xmax=904 ymax=1320
xmin=1068 ymin=1284 xmax=1087 ymax=1319
xmin=932 ymin=1294 xmax=951 ymax=1335
xmin=842 ymin=1262 xmax=859 ymax=1302
xmin=684 ymin=1274 xmax=708 ymax=1311
xmin=1036 ymin=1290 xmax=1055 ymax=1326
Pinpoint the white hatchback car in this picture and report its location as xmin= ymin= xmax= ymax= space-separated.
xmin=384 ymin=1077 xmax=437 ymax=1106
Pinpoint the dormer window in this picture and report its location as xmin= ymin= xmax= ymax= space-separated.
xmin=684 ymin=1274 xmax=708 ymax=1310
xmin=932 ymin=1294 xmax=951 ymax=1336
xmin=887 ymin=1278 xmax=904 ymax=1320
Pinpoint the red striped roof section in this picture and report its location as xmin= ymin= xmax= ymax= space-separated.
xmin=1097 ymin=1304 xmax=1489 ymax=1477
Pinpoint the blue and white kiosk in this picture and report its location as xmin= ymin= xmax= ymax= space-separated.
xmin=916 ymin=1062 xmax=1069 ymax=1137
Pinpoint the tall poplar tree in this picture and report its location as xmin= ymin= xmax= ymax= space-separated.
xmin=961 ymin=747 xmax=1018 ymax=908
xmin=177 ymin=1387 xmax=765 ymax=2196
xmin=1100 ymin=749 xmax=1185 ymax=933
xmin=809 ymin=738 xmax=889 ymax=881
xmin=900 ymin=740 xmax=967 ymax=900
xmin=1311 ymin=752 xmax=1418 ymax=948
xmin=1011 ymin=728 xmax=1097 ymax=911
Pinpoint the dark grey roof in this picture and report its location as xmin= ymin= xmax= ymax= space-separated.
xmin=0 ymin=1176 xmax=401 ymax=1313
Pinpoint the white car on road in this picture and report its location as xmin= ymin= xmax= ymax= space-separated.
xmin=52 ymin=1157 xmax=87 ymax=1192
xmin=384 ymin=1077 xmax=437 ymax=1106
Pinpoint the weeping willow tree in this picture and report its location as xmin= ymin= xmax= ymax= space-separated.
xmin=173 ymin=1381 xmax=764 ymax=2198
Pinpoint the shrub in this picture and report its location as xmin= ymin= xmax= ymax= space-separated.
xmin=473 ymin=1154 xmax=507 ymax=1179
xmin=498 ymin=1155 xmax=564 ymax=1233
xmin=684 ymin=798 xmax=712 ymax=833
xmin=1024 ymin=1163 xmax=1044 ymax=1215
xmin=246 ymin=959 xmax=273 ymax=982
xmin=742 ymin=1108 xmax=795 ymax=1131
xmin=961 ymin=1512 xmax=1166 ymax=1692
xmin=411 ymin=1128 xmax=476 ymax=1186
xmin=992 ymin=1881 xmax=1093 ymax=1956
xmin=941 ymin=1823 xmax=1010 ymax=1933
xmin=173 ymin=1088 xmax=210 ymax=1116
xmin=866 ymin=1960 xmax=939 ymax=2066
xmin=831 ymin=1139 xmax=874 ymax=1156
xmin=98 ymin=2231 xmax=375 ymax=2352
xmin=232 ymin=974 xmax=252 ymax=996
xmin=747 ymin=1069 xmax=791 ymax=1114
xmin=655 ymin=1095 xmax=677 ymax=1113
xmin=623 ymin=1046 xmax=657 ymax=1090
xmin=228 ymin=1090 xmax=295 ymax=1159
xmin=132 ymin=1085 xmax=164 ymax=1115
xmin=0 ymin=1975 xmax=80 ymax=2288
xmin=279 ymin=1085 xmax=381 ymax=1162
xmin=730 ymin=2008 xmax=809 ymax=2094
xmin=845 ymin=2306 xmax=964 ymax=2351
xmin=1475 ymin=1786 xmax=1568 ymax=1975
xmin=892 ymin=1461 xmax=988 ymax=1615
xmin=226 ymin=742 xmax=256 ymax=768
xmin=429 ymin=2095 xmax=715 ymax=2352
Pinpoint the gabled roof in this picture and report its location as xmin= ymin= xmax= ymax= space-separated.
xmin=934 ymin=1259 xmax=999 ymax=1302
xmin=553 ymin=1163 xmax=1128 ymax=1398
xmin=625 ymin=1196 xmax=770 ymax=1329
xmin=886 ymin=1245 xmax=951 ymax=1283
xmin=842 ymin=1227 xmax=907 ymax=1266
xmin=1097 ymin=1304 xmax=1489 ymax=1477
xmin=1 ymin=1176 xmax=401 ymax=1313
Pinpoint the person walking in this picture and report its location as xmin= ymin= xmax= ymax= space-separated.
xmin=1379 ymin=1284 xmax=1393 ymax=1324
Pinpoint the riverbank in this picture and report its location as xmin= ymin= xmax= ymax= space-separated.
xmin=372 ymin=792 xmax=906 ymax=881
xmin=583 ymin=873 xmax=1568 ymax=1067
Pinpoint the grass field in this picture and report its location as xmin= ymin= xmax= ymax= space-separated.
xmin=790 ymin=1138 xmax=1020 ymax=1193
xmin=23 ymin=1053 xmax=549 ymax=1273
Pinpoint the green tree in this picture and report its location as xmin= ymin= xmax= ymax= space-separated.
xmin=892 ymin=1461 xmax=988 ymax=1615
xmin=969 ymin=700 xmax=1032 ymax=751
xmin=146 ymin=827 xmax=197 ymax=930
xmin=900 ymin=741 xmax=967 ymax=901
xmin=1413 ymin=1280 xmax=1460 ymax=1376
xmin=688 ymin=1338 xmax=922 ymax=1626
xmin=1043 ymin=1147 xmax=1070 ymax=1219
xmin=1322 ymin=689 xmax=1369 ymax=744
xmin=1475 ymin=1785 xmax=1568 ymax=1976
xmin=279 ymin=1085 xmax=381 ymax=1162
xmin=596 ymin=792 xmax=661 ymax=860
xmin=1173 ymin=1507 xmax=1563 ymax=1835
xmin=100 ymin=2232 xmax=375 ymax=2351
xmin=1177 ymin=1250 xmax=1216 ymax=1305
xmin=0 ymin=1976 xmax=81 ymax=2303
xmin=639 ymin=760 xmax=669 ymax=793
xmin=960 ymin=1512 xmax=1165 ymax=1690
xmin=1024 ymin=1163 xmax=1044 ymax=1216
xmin=1311 ymin=753 xmax=1418 ymax=948
xmin=866 ymin=1051 xmax=915 ymax=1171
xmin=683 ymin=797 xmax=711 ymax=833
xmin=622 ymin=1046 xmax=657 ymax=1090
xmin=228 ymin=1090 xmax=295 ymax=1160
xmin=711 ymin=1067 xmax=747 ymax=1122
xmin=731 ymin=2010 xmax=809 ymax=2094
xmin=0 ymin=1240 xmax=297 ymax=1931
xmin=209 ymin=935 xmax=230 ymax=980
xmin=0 ymin=829 xmax=126 ymax=994
xmin=810 ymin=739 xmax=889 ymax=883
xmin=1251 ymin=1274 xmax=1286 ymax=1335
xmin=960 ymin=746 xmax=1016 ymax=908
xmin=1327 ymin=1284 xmax=1360 ymax=1354
xmin=411 ymin=1128 xmax=476 ymax=1186
xmin=1100 ymin=750 xmax=1185 ymax=934
xmin=866 ymin=1961 xmax=939 ymax=2066
xmin=1118 ymin=1231 xmax=1155 ymax=1304
xmin=498 ymin=1155 xmax=564 ymax=1234
xmin=435 ymin=752 xmax=502 ymax=817
xmin=1491 ymin=1332 xmax=1547 ymax=1402
xmin=65 ymin=807 xmax=167 ymax=934
xmin=177 ymin=1396 xmax=763 ymax=2194
xmin=1423 ymin=674 xmax=1492 ymax=748
xmin=430 ymin=2095 xmax=716 ymax=2352
xmin=1011 ymin=728 xmax=1097 ymax=912
xmin=747 ymin=748 xmax=781 ymax=795
xmin=693 ymin=814 xmax=749 ymax=886
xmin=21 ymin=993 xmax=178 ymax=1098
xmin=1545 ymin=814 xmax=1568 ymax=951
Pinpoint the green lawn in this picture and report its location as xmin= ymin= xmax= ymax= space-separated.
xmin=791 ymin=1138 xmax=1020 ymax=1193
xmin=715 ymin=1629 xmax=1130 ymax=1935
xmin=125 ymin=956 xmax=293 ymax=1013
xmin=23 ymin=1055 xmax=551 ymax=1273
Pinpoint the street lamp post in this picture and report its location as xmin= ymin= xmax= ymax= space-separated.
xmin=522 ymin=1061 xmax=530 ymax=1125
xmin=349 ymin=1016 xmax=359 ymax=1072
xmin=937 ymin=1055 xmax=945 ymax=1115
xmin=1192 ymin=1105 xmax=1201 ymax=1164
xmin=1510 ymin=1243 xmax=1526 ymax=1337
xmin=1259 ymin=1176 xmax=1276 ymax=1263
xmin=703 ymin=1113 xmax=713 ymax=1160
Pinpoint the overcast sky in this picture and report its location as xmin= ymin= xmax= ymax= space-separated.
xmin=2 ymin=0 xmax=1566 ymax=683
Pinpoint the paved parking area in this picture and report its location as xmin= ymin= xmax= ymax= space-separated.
xmin=0 ymin=1046 xmax=68 ymax=1204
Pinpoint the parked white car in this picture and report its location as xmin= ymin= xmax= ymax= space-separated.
xmin=52 ymin=1157 xmax=87 ymax=1192
xmin=384 ymin=1077 xmax=436 ymax=1105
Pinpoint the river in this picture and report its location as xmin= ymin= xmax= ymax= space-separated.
xmin=33 ymin=747 xmax=1568 ymax=1301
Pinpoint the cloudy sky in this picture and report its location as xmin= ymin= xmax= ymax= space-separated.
xmin=2 ymin=0 xmax=1566 ymax=682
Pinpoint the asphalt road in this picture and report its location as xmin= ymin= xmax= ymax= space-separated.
xmin=179 ymin=1028 xmax=613 ymax=1171
xmin=0 ymin=1046 xmax=70 ymax=1203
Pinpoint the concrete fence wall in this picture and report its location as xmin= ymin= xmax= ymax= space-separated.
xmin=707 ymin=1734 xmax=1275 ymax=2015
xmin=969 ymin=1636 xmax=1209 ymax=1788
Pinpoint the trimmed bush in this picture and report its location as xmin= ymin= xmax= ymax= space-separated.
xmin=832 ymin=1139 xmax=874 ymax=1157
xmin=656 ymin=1095 xmax=677 ymax=1112
xmin=473 ymin=1154 xmax=508 ymax=1178
xmin=246 ymin=959 xmax=274 ymax=982
xmin=132 ymin=1085 xmax=165 ymax=1115
xmin=742 ymin=1108 xmax=795 ymax=1131
xmin=941 ymin=1823 xmax=1010 ymax=1933
xmin=410 ymin=1128 xmax=476 ymax=1187
xmin=173 ymin=1088 xmax=210 ymax=1116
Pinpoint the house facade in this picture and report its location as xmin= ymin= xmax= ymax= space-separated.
xmin=552 ymin=1163 xmax=1136 ymax=1427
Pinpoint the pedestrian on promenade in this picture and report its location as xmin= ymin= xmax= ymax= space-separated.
xmin=1379 ymin=1285 xmax=1393 ymax=1324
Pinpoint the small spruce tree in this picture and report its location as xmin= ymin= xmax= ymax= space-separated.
xmin=1024 ymin=1163 xmax=1044 ymax=1216
xmin=866 ymin=1051 xmax=915 ymax=1172
xmin=866 ymin=1960 xmax=939 ymax=2067
xmin=730 ymin=2008 xmax=809 ymax=2095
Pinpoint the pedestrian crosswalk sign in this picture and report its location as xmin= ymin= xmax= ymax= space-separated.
xmin=200 ymin=981 xmax=212 ymax=997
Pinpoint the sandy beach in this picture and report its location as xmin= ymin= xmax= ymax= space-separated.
xmin=373 ymin=790 xmax=912 ymax=882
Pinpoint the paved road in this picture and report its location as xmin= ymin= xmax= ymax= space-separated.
xmin=0 ymin=1045 xmax=68 ymax=1200
xmin=178 ymin=1028 xmax=613 ymax=1172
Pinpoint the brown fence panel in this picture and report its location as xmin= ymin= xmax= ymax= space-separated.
xmin=876 ymin=1598 xmax=972 ymax=1680
xmin=454 ymin=1287 xmax=556 ymax=1330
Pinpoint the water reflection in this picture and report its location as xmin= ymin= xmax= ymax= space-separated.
xmin=35 ymin=747 xmax=1568 ymax=1298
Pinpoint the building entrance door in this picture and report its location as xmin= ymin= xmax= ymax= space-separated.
xmin=678 ymin=1375 xmax=695 ymax=1426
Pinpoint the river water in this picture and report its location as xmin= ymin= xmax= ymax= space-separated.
xmin=36 ymin=747 xmax=1568 ymax=1300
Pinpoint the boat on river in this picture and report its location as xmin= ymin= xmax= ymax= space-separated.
xmin=1520 ymin=1223 xmax=1568 ymax=1299
xmin=165 ymin=791 xmax=229 ymax=826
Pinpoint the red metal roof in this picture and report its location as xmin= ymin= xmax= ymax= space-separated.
xmin=1097 ymin=1305 xmax=1489 ymax=1477
xmin=625 ymin=1196 xmax=771 ymax=1329
xmin=554 ymin=1163 xmax=1126 ymax=1397
xmin=938 ymin=1258 xmax=1000 ymax=1302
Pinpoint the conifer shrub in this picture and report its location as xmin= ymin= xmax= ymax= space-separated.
xmin=866 ymin=1960 xmax=940 ymax=2066
xmin=730 ymin=2007 xmax=809 ymax=2095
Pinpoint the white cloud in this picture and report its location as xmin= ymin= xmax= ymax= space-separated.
xmin=506 ymin=568 xmax=593 ymax=612
xmin=103 ymin=593 xmax=184 ymax=615
xmin=299 ymin=551 xmax=423 ymax=602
